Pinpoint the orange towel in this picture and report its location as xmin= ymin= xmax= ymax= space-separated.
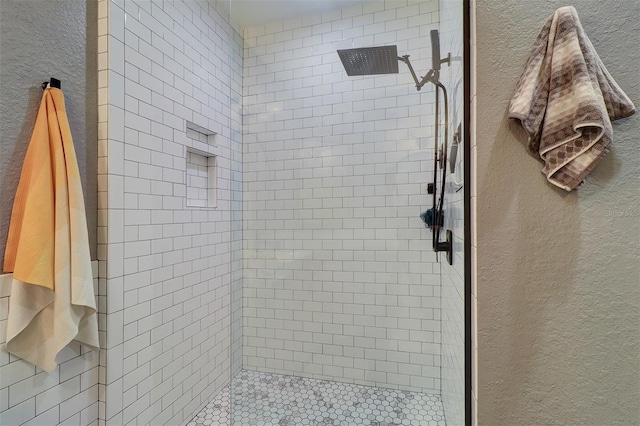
xmin=3 ymin=87 xmax=98 ymax=372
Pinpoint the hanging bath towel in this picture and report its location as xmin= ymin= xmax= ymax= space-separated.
xmin=3 ymin=87 xmax=99 ymax=372
xmin=508 ymin=6 xmax=635 ymax=190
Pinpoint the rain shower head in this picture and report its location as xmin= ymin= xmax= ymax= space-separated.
xmin=337 ymin=30 xmax=449 ymax=91
xmin=337 ymin=46 xmax=399 ymax=76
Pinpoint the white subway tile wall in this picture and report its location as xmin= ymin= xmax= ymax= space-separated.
xmin=98 ymin=0 xmax=243 ymax=424
xmin=0 ymin=265 xmax=100 ymax=426
xmin=439 ymin=0 xmax=466 ymax=424
xmin=241 ymin=0 xmax=442 ymax=394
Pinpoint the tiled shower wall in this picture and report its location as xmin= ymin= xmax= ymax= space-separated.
xmin=242 ymin=0 xmax=442 ymax=394
xmin=0 ymin=267 xmax=99 ymax=426
xmin=439 ymin=0 xmax=466 ymax=424
xmin=98 ymin=0 xmax=242 ymax=424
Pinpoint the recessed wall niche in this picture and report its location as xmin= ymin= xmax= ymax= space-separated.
xmin=186 ymin=148 xmax=217 ymax=208
xmin=186 ymin=120 xmax=216 ymax=145
xmin=185 ymin=119 xmax=217 ymax=208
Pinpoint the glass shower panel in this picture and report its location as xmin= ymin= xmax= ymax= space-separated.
xmin=438 ymin=0 xmax=467 ymax=424
xmin=228 ymin=0 xmax=466 ymax=424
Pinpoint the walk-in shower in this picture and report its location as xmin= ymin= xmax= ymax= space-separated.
xmin=207 ymin=1 xmax=467 ymax=425
xmin=216 ymin=1 xmax=465 ymax=423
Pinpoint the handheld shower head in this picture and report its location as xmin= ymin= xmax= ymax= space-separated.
xmin=430 ymin=30 xmax=441 ymax=71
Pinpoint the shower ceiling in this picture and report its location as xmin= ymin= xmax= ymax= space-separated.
xmin=231 ymin=0 xmax=392 ymax=28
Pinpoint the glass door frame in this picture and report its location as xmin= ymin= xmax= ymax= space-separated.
xmin=463 ymin=0 xmax=473 ymax=424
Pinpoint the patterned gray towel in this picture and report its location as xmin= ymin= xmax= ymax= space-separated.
xmin=508 ymin=6 xmax=635 ymax=191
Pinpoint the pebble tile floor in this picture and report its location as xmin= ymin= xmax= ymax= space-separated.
xmin=188 ymin=370 xmax=446 ymax=426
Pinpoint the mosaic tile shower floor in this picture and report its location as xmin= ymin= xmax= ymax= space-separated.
xmin=188 ymin=370 xmax=446 ymax=426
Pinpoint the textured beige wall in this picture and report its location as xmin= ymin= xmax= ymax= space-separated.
xmin=0 ymin=0 xmax=98 ymax=265
xmin=475 ymin=1 xmax=640 ymax=425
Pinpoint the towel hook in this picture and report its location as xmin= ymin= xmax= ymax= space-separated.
xmin=42 ymin=78 xmax=61 ymax=90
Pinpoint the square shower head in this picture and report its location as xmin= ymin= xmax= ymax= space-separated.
xmin=337 ymin=46 xmax=399 ymax=76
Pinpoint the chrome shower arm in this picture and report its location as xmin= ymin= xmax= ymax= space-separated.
xmin=398 ymin=55 xmax=438 ymax=91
